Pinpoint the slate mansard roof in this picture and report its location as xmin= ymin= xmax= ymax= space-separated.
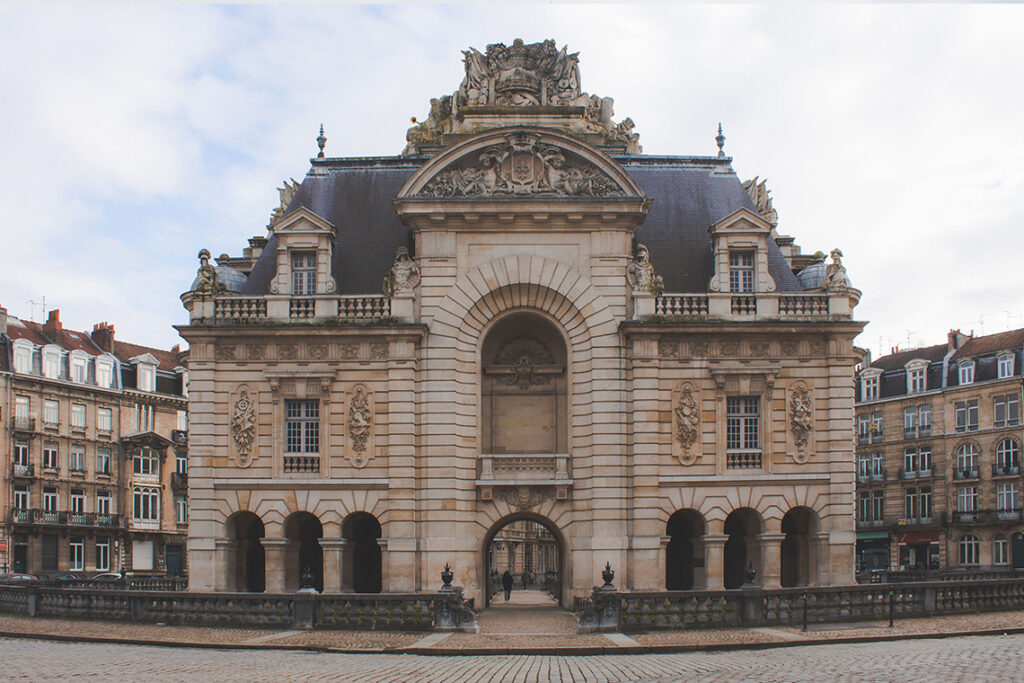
xmin=242 ymin=153 xmax=802 ymax=296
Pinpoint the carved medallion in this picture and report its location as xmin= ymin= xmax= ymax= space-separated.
xmin=494 ymin=337 xmax=554 ymax=390
xmin=247 ymin=344 xmax=266 ymax=360
xmin=341 ymin=344 xmax=359 ymax=360
xmin=230 ymin=386 xmax=256 ymax=467
xmin=216 ymin=345 xmax=236 ymax=361
xmin=348 ymin=385 xmax=372 ymax=468
xmin=675 ymin=384 xmax=700 ymax=466
xmin=278 ymin=344 xmax=298 ymax=360
xmin=781 ymin=341 xmax=799 ymax=357
xmin=658 ymin=338 xmax=679 ymax=359
xmin=789 ymin=383 xmax=813 ymax=463
xmin=750 ymin=341 xmax=770 ymax=357
xmin=721 ymin=341 xmax=740 ymax=357
xmin=370 ymin=343 xmax=387 ymax=360
xmin=809 ymin=341 xmax=827 ymax=356
xmin=497 ymin=486 xmax=550 ymax=510
xmin=308 ymin=344 xmax=328 ymax=360
xmin=690 ymin=342 xmax=709 ymax=358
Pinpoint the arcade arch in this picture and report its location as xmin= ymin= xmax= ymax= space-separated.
xmin=284 ymin=512 xmax=323 ymax=592
xmin=666 ymin=509 xmax=706 ymax=590
xmin=780 ymin=507 xmax=819 ymax=587
xmin=225 ymin=511 xmax=265 ymax=593
xmin=342 ymin=512 xmax=382 ymax=593
xmin=723 ymin=508 xmax=762 ymax=589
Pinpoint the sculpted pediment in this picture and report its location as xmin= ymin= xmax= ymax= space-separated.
xmin=398 ymin=128 xmax=643 ymax=200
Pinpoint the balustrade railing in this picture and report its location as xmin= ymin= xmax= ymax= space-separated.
xmin=8 ymin=508 xmax=121 ymax=528
xmin=339 ymin=295 xmax=391 ymax=321
xmin=778 ymin=294 xmax=829 ymax=317
xmin=289 ymin=298 xmax=316 ymax=319
xmin=730 ymin=296 xmax=756 ymax=315
xmin=214 ymin=297 xmax=267 ymax=320
xmin=654 ymin=294 xmax=708 ymax=317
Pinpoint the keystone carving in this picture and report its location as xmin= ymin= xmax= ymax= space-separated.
xmin=348 ymin=385 xmax=372 ymax=468
xmin=790 ymin=383 xmax=812 ymax=463
xmin=675 ymin=384 xmax=700 ymax=465
xmin=494 ymin=337 xmax=555 ymax=390
xmin=497 ymin=486 xmax=550 ymax=510
xmin=231 ymin=386 xmax=256 ymax=467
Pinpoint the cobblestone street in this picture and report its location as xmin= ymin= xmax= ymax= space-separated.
xmin=4 ymin=633 xmax=1024 ymax=681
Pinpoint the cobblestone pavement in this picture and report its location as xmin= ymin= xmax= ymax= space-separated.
xmin=4 ymin=633 xmax=1024 ymax=681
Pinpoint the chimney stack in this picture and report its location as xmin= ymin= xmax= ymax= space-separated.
xmin=0 ymin=304 xmax=7 ymax=336
xmin=44 ymin=309 xmax=62 ymax=331
xmin=91 ymin=321 xmax=115 ymax=353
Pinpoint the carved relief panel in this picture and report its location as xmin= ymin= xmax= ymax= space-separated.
xmin=672 ymin=382 xmax=701 ymax=466
xmin=348 ymin=384 xmax=373 ymax=469
xmin=789 ymin=382 xmax=813 ymax=464
xmin=230 ymin=385 xmax=257 ymax=467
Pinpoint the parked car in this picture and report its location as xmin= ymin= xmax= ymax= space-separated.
xmin=90 ymin=571 xmax=125 ymax=582
xmin=0 ymin=573 xmax=38 ymax=584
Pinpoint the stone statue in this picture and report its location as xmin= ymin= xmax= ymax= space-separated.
xmin=822 ymin=248 xmax=848 ymax=292
xmin=742 ymin=177 xmax=779 ymax=226
xmin=625 ymin=244 xmax=664 ymax=295
xmin=193 ymin=249 xmax=221 ymax=296
xmin=383 ymin=247 xmax=421 ymax=296
xmin=268 ymin=178 xmax=300 ymax=226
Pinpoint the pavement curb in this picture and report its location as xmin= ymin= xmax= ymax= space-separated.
xmin=4 ymin=625 xmax=1024 ymax=656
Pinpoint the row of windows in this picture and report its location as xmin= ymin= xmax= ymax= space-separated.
xmin=859 ymin=482 xmax=1021 ymax=523
xmin=13 ymin=397 xmax=183 ymax=434
xmin=861 ymin=354 xmax=1016 ymax=400
xmin=959 ymin=535 xmax=1016 ymax=565
xmin=859 ymin=439 xmax=1020 ymax=477
xmin=11 ymin=341 xmax=120 ymax=388
xmin=14 ymin=486 xmax=112 ymax=514
xmin=857 ymin=395 xmax=1019 ymax=443
xmin=14 ymin=441 xmax=113 ymax=475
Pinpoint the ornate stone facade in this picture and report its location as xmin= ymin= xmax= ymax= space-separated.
xmin=180 ymin=39 xmax=863 ymax=602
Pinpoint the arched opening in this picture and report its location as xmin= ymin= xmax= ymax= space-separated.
xmin=226 ymin=511 xmax=265 ymax=593
xmin=284 ymin=512 xmax=323 ymax=592
xmin=480 ymin=313 xmax=568 ymax=457
xmin=666 ymin=509 xmax=706 ymax=590
xmin=482 ymin=513 xmax=565 ymax=608
xmin=342 ymin=513 xmax=382 ymax=593
xmin=1013 ymin=532 xmax=1024 ymax=569
xmin=724 ymin=508 xmax=761 ymax=589
xmin=780 ymin=507 xmax=818 ymax=587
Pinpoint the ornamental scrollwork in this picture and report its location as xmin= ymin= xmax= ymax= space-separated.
xmin=348 ymin=385 xmax=372 ymax=468
xmin=231 ymin=386 xmax=256 ymax=467
xmin=790 ymin=383 xmax=813 ymax=463
xmin=495 ymin=337 xmax=554 ymax=390
xmin=497 ymin=486 xmax=550 ymax=510
xmin=675 ymin=384 xmax=700 ymax=465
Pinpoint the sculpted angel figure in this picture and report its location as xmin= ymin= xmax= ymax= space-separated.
xmin=460 ymin=48 xmax=490 ymax=105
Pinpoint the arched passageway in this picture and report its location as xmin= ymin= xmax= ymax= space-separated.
xmin=724 ymin=508 xmax=761 ymax=589
xmin=343 ymin=513 xmax=382 ymax=593
xmin=781 ymin=507 xmax=818 ymax=587
xmin=666 ymin=509 xmax=706 ymax=590
xmin=226 ymin=512 xmax=265 ymax=593
xmin=483 ymin=514 xmax=565 ymax=607
xmin=285 ymin=512 xmax=323 ymax=592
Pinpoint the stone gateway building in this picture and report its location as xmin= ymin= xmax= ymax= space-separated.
xmin=179 ymin=39 xmax=864 ymax=603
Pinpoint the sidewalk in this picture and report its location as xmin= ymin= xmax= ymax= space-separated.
xmin=4 ymin=599 xmax=1024 ymax=656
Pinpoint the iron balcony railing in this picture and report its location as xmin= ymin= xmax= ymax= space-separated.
xmin=8 ymin=508 xmax=121 ymax=528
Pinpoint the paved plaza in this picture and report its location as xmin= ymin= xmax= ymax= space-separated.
xmin=3 ymin=633 xmax=1023 ymax=681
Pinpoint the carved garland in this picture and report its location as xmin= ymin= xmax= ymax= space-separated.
xmin=348 ymin=385 xmax=373 ymax=468
xmin=675 ymin=383 xmax=700 ymax=466
xmin=231 ymin=385 xmax=256 ymax=467
xmin=789 ymin=383 xmax=812 ymax=463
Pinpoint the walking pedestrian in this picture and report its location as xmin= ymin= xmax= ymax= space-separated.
xmin=501 ymin=570 xmax=513 ymax=602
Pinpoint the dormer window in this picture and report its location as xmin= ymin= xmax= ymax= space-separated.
xmin=861 ymin=370 xmax=881 ymax=401
xmin=12 ymin=339 xmax=32 ymax=374
xmin=291 ymin=251 xmax=317 ymax=295
xmin=70 ymin=351 xmax=89 ymax=384
xmin=138 ymin=363 xmax=155 ymax=392
xmin=906 ymin=360 xmax=928 ymax=394
xmin=998 ymin=353 xmax=1014 ymax=379
xmin=958 ymin=361 xmax=975 ymax=385
xmin=96 ymin=357 xmax=115 ymax=389
xmin=729 ymin=251 xmax=754 ymax=293
xmin=42 ymin=345 xmax=61 ymax=379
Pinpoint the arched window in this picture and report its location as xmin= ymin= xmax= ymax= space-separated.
xmin=996 ymin=439 xmax=1020 ymax=472
xmin=955 ymin=443 xmax=978 ymax=477
xmin=959 ymin=535 xmax=980 ymax=565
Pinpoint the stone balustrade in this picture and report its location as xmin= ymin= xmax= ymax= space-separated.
xmin=204 ymin=295 xmax=393 ymax=323
xmin=649 ymin=291 xmax=855 ymax=322
xmin=478 ymin=453 xmax=571 ymax=483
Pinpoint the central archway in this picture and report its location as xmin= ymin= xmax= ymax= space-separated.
xmin=481 ymin=512 xmax=567 ymax=608
xmin=284 ymin=512 xmax=323 ymax=592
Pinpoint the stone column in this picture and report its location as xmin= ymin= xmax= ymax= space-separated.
xmin=704 ymin=534 xmax=727 ymax=590
xmin=213 ymin=539 xmax=237 ymax=592
xmin=320 ymin=539 xmax=345 ymax=593
xmin=377 ymin=538 xmax=390 ymax=591
xmin=262 ymin=539 xmax=288 ymax=593
xmin=761 ymin=532 xmax=785 ymax=589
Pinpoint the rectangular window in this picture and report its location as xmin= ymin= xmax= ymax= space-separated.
xmin=872 ymin=452 xmax=885 ymax=478
xmin=15 ymin=395 xmax=29 ymax=421
xmin=995 ymin=537 xmax=1010 ymax=565
xmin=14 ymin=485 xmax=29 ymax=509
xmin=872 ymin=490 xmax=885 ymax=521
xmin=870 ymin=412 xmax=884 ymax=442
xmin=955 ymin=400 xmax=979 ymax=432
xmin=133 ymin=449 xmax=157 ymax=476
xmin=285 ymin=400 xmax=320 ymax=453
xmin=70 ymin=404 xmax=86 ymax=430
xmin=14 ymin=440 xmax=29 ymax=466
xmin=957 ymin=486 xmax=978 ymax=512
xmin=959 ymin=363 xmax=974 ymax=385
xmin=176 ymin=496 xmax=188 ymax=524
xmin=919 ymin=487 xmax=932 ymax=519
xmin=904 ymin=406 xmax=917 ymax=438
xmin=97 ymin=407 xmax=112 ymax=434
xmin=134 ymin=403 xmax=154 ymax=432
xmin=133 ymin=488 xmax=159 ymax=522
xmin=291 ymin=251 xmax=317 ymax=295
xmin=998 ymin=482 xmax=1019 ymax=512
xmin=918 ymin=405 xmax=931 ymax=436
xmin=904 ymin=488 xmax=918 ymax=520
xmin=43 ymin=350 xmax=60 ymax=379
xmin=857 ymin=414 xmax=870 ymax=445
xmin=97 ymin=448 xmax=111 ymax=476
xmin=70 ymin=489 xmax=86 ymax=514
xmin=862 ymin=375 xmax=878 ymax=401
xmin=96 ymin=360 xmax=113 ymax=389
xmin=903 ymin=447 xmax=917 ymax=475
xmin=43 ymin=486 xmax=58 ymax=512
xmin=137 ymin=364 xmax=155 ymax=392
xmin=69 ymin=537 xmax=84 ymax=571
xmin=96 ymin=491 xmax=111 ymax=515
xmin=69 ymin=445 xmax=85 ymax=472
xmin=728 ymin=251 xmax=754 ymax=293
xmin=909 ymin=368 xmax=926 ymax=393
xmin=176 ymin=410 xmax=187 ymax=431
xmin=96 ymin=538 xmax=111 ymax=572
xmin=858 ymin=452 xmax=870 ymax=478
xmin=13 ymin=344 xmax=31 ymax=373
xmin=919 ymin=446 xmax=932 ymax=473
xmin=999 ymin=354 xmax=1015 ymax=379
xmin=726 ymin=397 xmax=760 ymax=449
xmin=43 ymin=399 xmax=59 ymax=426
xmin=42 ymin=443 xmax=58 ymax=470
xmin=994 ymin=395 xmax=1021 ymax=429
xmin=71 ymin=356 xmax=87 ymax=383
xmin=176 ymin=453 xmax=187 ymax=475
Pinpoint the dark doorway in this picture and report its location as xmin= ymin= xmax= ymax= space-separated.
xmin=666 ymin=510 xmax=705 ymax=590
xmin=780 ymin=507 xmax=816 ymax=587
xmin=165 ymin=544 xmax=184 ymax=577
xmin=285 ymin=512 xmax=323 ymax=592
xmin=228 ymin=512 xmax=265 ymax=592
xmin=12 ymin=543 xmax=27 ymax=573
xmin=724 ymin=508 xmax=760 ymax=589
xmin=1013 ymin=533 xmax=1024 ymax=569
xmin=343 ymin=513 xmax=382 ymax=593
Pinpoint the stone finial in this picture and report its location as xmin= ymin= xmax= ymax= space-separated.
xmin=716 ymin=122 xmax=726 ymax=158
xmin=316 ymin=123 xmax=326 ymax=158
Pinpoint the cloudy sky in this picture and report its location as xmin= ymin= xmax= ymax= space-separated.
xmin=2 ymin=4 xmax=1022 ymax=355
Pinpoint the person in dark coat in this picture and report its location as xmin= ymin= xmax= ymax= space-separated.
xmin=501 ymin=570 xmax=514 ymax=601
